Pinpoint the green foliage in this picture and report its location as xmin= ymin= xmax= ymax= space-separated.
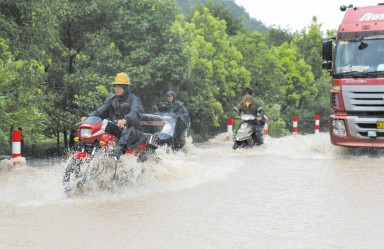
xmin=264 ymin=104 xmax=289 ymax=137
xmin=271 ymin=42 xmax=318 ymax=133
xmin=292 ymin=17 xmax=325 ymax=80
xmin=94 ymin=0 xmax=191 ymax=111
xmin=0 ymin=37 xmax=47 ymax=153
xmin=307 ymin=75 xmax=333 ymax=132
xmin=181 ymin=8 xmax=250 ymax=136
xmin=231 ymin=31 xmax=285 ymax=104
xmin=192 ymin=0 xmax=242 ymax=35
xmin=266 ymin=27 xmax=294 ymax=47
xmin=177 ymin=0 xmax=268 ymax=32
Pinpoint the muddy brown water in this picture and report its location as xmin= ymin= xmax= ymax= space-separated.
xmin=1 ymin=133 xmax=383 ymax=249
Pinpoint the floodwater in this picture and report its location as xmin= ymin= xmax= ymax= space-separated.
xmin=0 ymin=133 xmax=384 ymax=249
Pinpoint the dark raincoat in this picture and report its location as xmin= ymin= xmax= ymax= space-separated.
xmin=238 ymin=98 xmax=262 ymax=116
xmin=157 ymin=91 xmax=190 ymax=146
xmin=88 ymin=89 xmax=143 ymax=149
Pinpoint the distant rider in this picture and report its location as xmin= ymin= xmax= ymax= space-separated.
xmin=157 ymin=90 xmax=190 ymax=149
xmin=80 ymin=72 xmax=144 ymax=159
xmin=238 ymin=87 xmax=265 ymax=145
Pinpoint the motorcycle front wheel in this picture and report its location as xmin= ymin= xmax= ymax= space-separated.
xmin=63 ymin=158 xmax=86 ymax=194
xmin=233 ymin=141 xmax=247 ymax=150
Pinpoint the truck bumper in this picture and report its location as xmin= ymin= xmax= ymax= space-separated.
xmin=329 ymin=115 xmax=384 ymax=147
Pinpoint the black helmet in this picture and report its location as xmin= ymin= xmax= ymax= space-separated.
xmin=166 ymin=90 xmax=176 ymax=98
xmin=244 ymin=87 xmax=253 ymax=96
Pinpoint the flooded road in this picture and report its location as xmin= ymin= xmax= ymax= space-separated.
xmin=1 ymin=133 xmax=384 ymax=249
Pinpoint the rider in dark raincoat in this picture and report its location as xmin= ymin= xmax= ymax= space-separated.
xmin=157 ymin=90 xmax=190 ymax=149
xmin=238 ymin=87 xmax=265 ymax=145
xmin=82 ymin=72 xmax=144 ymax=158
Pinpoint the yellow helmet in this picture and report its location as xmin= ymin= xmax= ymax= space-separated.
xmin=112 ymin=72 xmax=130 ymax=85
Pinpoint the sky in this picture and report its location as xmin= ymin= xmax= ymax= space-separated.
xmin=234 ymin=0 xmax=382 ymax=32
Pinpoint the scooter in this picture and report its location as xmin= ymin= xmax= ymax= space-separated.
xmin=152 ymin=105 xmax=189 ymax=152
xmin=232 ymin=106 xmax=265 ymax=150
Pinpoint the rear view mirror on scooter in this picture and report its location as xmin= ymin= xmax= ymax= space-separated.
xmin=153 ymin=105 xmax=159 ymax=112
xmin=257 ymin=106 xmax=263 ymax=116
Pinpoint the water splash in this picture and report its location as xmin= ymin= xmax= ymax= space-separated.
xmin=1 ymin=132 xmax=383 ymax=206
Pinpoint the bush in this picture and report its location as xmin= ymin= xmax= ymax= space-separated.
xmin=264 ymin=103 xmax=289 ymax=137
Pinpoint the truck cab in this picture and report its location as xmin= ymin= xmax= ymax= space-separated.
xmin=322 ymin=3 xmax=384 ymax=147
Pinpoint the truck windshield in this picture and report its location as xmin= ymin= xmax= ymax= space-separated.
xmin=334 ymin=36 xmax=384 ymax=75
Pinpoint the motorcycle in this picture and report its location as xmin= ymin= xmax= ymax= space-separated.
xmin=232 ymin=106 xmax=265 ymax=150
xmin=63 ymin=114 xmax=164 ymax=194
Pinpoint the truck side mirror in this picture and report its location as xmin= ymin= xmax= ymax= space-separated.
xmin=322 ymin=61 xmax=332 ymax=70
xmin=322 ymin=40 xmax=333 ymax=61
xmin=257 ymin=106 xmax=264 ymax=117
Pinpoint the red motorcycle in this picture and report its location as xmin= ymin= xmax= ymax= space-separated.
xmin=63 ymin=115 xmax=164 ymax=194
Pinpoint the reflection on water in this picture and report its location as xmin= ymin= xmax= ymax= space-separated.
xmin=0 ymin=133 xmax=384 ymax=249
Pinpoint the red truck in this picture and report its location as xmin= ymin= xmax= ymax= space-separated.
xmin=322 ymin=3 xmax=384 ymax=147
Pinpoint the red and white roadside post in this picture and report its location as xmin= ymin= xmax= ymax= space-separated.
xmin=11 ymin=129 xmax=23 ymax=166
xmin=292 ymin=116 xmax=298 ymax=134
xmin=264 ymin=118 xmax=269 ymax=136
xmin=226 ymin=117 xmax=233 ymax=140
xmin=315 ymin=115 xmax=320 ymax=134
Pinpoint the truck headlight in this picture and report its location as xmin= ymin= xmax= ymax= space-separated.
xmin=332 ymin=120 xmax=347 ymax=136
xmin=80 ymin=128 xmax=92 ymax=138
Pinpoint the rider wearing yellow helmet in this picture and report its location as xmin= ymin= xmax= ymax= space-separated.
xmin=81 ymin=72 xmax=144 ymax=159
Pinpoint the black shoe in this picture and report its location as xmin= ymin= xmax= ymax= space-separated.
xmin=108 ymin=146 xmax=124 ymax=160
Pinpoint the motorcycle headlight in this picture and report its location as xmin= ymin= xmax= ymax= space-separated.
xmin=240 ymin=123 xmax=248 ymax=129
xmin=80 ymin=128 xmax=92 ymax=138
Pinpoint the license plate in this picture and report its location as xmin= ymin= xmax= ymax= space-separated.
xmin=377 ymin=121 xmax=384 ymax=129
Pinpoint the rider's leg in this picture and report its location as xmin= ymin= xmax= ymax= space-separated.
xmin=255 ymin=124 xmax=264 ymax=145
xmin=110 ymin=126 xmax=143 ymax=158
xmin=173 ymin=118 xmax=188 ymax=149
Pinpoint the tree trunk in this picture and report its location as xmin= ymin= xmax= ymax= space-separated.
xmin=63 ymin=127 xmax=68 ymax=149
xmin=56 ymin=129 xmax=60 ymax=151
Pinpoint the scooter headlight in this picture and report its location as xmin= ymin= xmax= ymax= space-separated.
xmin=240 ymin=123 xmax=248 ymax=129
xmin=80 ymin=128 xmax=92 ymax=138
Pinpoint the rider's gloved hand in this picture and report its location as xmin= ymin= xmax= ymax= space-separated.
xmin=125 ymin=116 xmax=141 ymax=127
xmin=158 ymin=103 xmax=167 ymax=112
xmin=117 ymin=119 xmax=127 ymax=128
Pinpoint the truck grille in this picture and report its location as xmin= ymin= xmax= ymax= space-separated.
xmin=343 ymin=87 xmax=384 ymax=111
xmin=343 ymin=85 xmax=384 ymax=139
